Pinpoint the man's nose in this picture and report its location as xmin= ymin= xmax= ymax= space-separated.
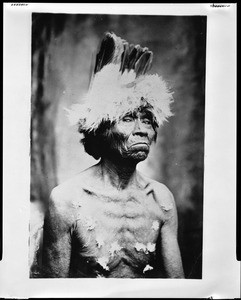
xmin=132 ymin=119 xmax=148 ymax=136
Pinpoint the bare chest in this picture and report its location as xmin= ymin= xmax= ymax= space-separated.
xmin=70 ymin=188 xmax=163 ymax=276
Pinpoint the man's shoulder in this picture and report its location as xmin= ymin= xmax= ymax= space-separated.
xmin=50 ymin=171 xmax=92 ymax=205
xmin=139 ymin=172 xmax=175 ymax=211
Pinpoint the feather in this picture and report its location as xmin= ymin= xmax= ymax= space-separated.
xmin=65 ymin=32 xmax=174 ymax=131
xmin=128 ymin=45 xmax=139 ymax=70
xmin=94 ymin=32 xmax=116 ymax=74
xmin=94 ymin=32 xmax=125 ymax=74
xmin=143 ymin=51 xmax=153 ymax=73
xmin=135 ymin=51 xmax=153 ymax=77
xmin=94 ymin=32 xmax=153 ymax=77
xmin=120 ymin=42 xmax=130 ymax=73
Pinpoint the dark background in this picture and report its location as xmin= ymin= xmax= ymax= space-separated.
xmin=30 ymin=13 xmax=206 ymax=279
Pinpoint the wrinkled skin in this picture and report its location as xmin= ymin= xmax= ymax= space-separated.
xmin=42 ymin=111 xmax=185 ymax=278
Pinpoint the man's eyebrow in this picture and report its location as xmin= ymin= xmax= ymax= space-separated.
xmin=140 ymin=111 xmax=153 ymax=119
xmin=123 ymin=112 xmax=136 ymax=118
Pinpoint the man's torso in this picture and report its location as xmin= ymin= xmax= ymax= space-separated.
xmin=65 ymin=178 xmax=167 ymax=278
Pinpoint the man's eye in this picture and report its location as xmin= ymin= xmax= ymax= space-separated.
xmin=123 ymin=117 xmax=133 ymax=122
xmin=142 ymin=118 xmax=151 ymax=125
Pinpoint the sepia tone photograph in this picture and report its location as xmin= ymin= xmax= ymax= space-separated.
xmin=29 ymin=13 xmax=206 ymax=279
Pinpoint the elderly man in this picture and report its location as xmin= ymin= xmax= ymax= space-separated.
xmin=42 ymin=32 xmax=184 ymax=278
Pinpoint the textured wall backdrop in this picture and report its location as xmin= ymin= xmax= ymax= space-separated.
xmin=30 ymin=13 xmax=206 ymax=279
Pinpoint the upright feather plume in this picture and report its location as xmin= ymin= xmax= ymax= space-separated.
xmin=66 ymin=32 xmax=173 ymax=131
xmin=94 ymin=32 xmax=153 ymax=76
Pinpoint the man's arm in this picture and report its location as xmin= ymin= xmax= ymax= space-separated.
xmin=150 ymin=182 xmax=184 ymax=278
xmin=41 ymin=187 xmax=72 ymax=278
xmin=159 ymin=189 xmax=184 ymax=278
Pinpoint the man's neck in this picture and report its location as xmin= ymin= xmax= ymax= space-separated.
xmin=99 ymin=157 xmax=138 ymax=190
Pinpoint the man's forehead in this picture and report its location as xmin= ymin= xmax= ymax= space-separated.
xmin=122 ymin=108 xmax=154 ymax=118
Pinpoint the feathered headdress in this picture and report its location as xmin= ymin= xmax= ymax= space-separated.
xmin=66 ymin=32 xmax=173 ymax=132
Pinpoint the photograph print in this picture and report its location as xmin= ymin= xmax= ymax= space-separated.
xmin=30 ymin=13 xmax=206 ymax=279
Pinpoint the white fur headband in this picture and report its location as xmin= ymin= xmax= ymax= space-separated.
xmin=66 ymin=32 xmax=174 ymax=132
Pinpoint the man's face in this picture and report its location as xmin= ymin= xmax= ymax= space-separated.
xmin=111 ymin=110 xmax=156 ymax=162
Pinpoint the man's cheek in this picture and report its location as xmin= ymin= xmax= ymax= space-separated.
xmin=109 ymin=136 xmax=129 ymax=155
xmin=119 ymin=142 xmax=131 ymax=156
xmin=148 ymin=130 xmax=156 ymax=144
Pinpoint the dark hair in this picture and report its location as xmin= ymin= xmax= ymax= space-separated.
xmin=78 ymin=120 xmax=113 ymax=160
xmin=78 ymin=111 xmax=158 ymax=160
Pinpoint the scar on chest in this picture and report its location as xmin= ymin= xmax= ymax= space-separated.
xmin=95 ymin=241 xmax=123 ymax=271
xmin=96 ymin=235 xmax=105 ymax=248
xmin=83 ymin=217 xmax=96 ymax=231
xmin=134 ymin=242 xmax=156 ymax=254
xmin=97 ymin=256 xmax=110 ymax=271
xmin=143 ymin=264 xmax=153 ymax=273
xmin=108 ymin=241 xmax=122 ymax=256
xmin=151 ymin=220 xmax=159 ymax=230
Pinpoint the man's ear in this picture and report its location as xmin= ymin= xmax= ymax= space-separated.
xmin=153 ymin=130 xmax=158 ymax=142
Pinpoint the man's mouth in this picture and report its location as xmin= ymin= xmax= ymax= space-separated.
xmin=129 ymin=142 xmax=149 ymax=150
xmin=131 ymin=141 xmax=148 ymax=146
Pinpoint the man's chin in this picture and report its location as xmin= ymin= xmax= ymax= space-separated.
xmin=129 ymin=150 xmax=148 ymax=162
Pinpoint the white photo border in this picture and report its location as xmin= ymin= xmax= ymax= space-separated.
xmin=2 ymin=3 xmax=239 ymax=298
